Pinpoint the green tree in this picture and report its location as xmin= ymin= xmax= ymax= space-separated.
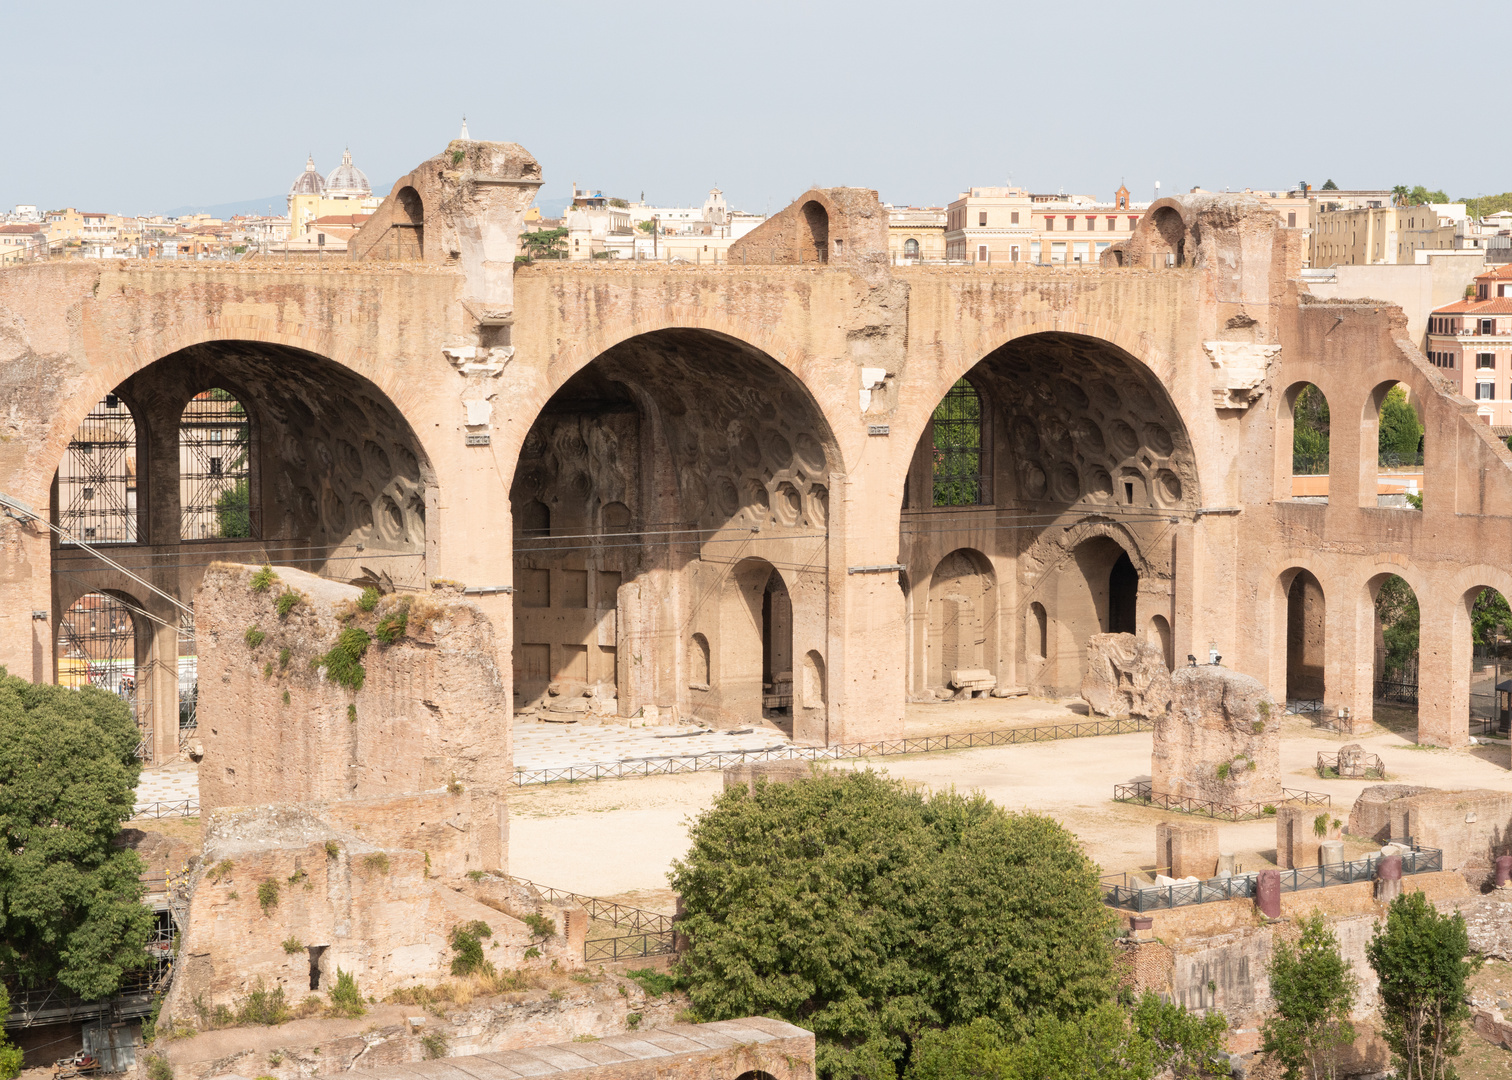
xmin=1366 ymin=891 xmax=1478 ymax=1080
xmin=1292 ymin=385 xmax=1330 ymax=476
xmin=670 ymin=770 xmax=1114 ymax=1079
xmin=1471 ymin=588 xmax=1512 ymax=648
xmin=1321 ymin=180 xmax=1339 ymax=191
xmin=1391 ymin=185 xmax=1410 ymax=207
xmin=933 ymin=379 xmax=984 ymax=506
xmin=1408 ymin=186 xmax=1448 ymax=206
xmin=636 ymin=220 xmax=655 ymax=234
xmin=0 ymin=986 xmax=22 ymax=1078
xmin=1378 ymin=384 xmax=1423 ymax=466
xmin=521 ymin=227 xmax=567 ymax=258
xmin=1262 ymin=912 xmax=1357 ymax=1080
xmin=0 ymin=670 xmax=153 ymax=999
xmin=1375 ymin=576 xmax=1419 ymax=677
xmin=907 ymin=994 xmax=1227 ymax=1080
xmin=215 ymin=478 xmax=251 ymax=538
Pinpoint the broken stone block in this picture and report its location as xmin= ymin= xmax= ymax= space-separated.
xmin=1151 ymin=664 xmax=1279 ymax=804
xmin=948 ymin=668 xmax=997 ymax=695
xmin=1081 ymin=633 xmax=1172 ymax=719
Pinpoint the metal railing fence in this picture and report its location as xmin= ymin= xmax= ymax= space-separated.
xmin=1113 ymin=781 xmax=1329 ymax=822
xmin=510 ymin=878 xmax=674 ymax=935
xmin=1105 ymin=845 xmax=1442 ymax=912
xmin=1316 ymin=750 xmax=1387 ymax=779
xmin=511 ymin=716 xmax=1155 ymax=787
xmin=585 ymin=932 xmax=677 ymax=963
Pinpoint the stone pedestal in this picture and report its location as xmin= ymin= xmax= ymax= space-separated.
xmin=1277 ymin=804 xmax=1327 ymax=869
xmin=1157 ymin=820 xmax=1219 ymax=879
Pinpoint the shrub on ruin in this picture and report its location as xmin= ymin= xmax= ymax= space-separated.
xmin=1367 ymin=891 xmax=1478 ymax=1080
xmin=144 ymin=1054 xmax=174 ymax=1080
xmin=449 ymin=920 xmax=494 ymax=976
xmin=282 ymin=937 xmax=303 ymax=954
xmin=670 ymin=769 xmax=1116 ymax=1079
xmin=521 ymin=912 xmax=555 ymax=939
xmin=278 ymin=647 xmax=291 ymax=669
xmin=421 ymin=1033 xmax=449 ymax=1060
xmin=275 ymin=590 xmax=300 ymax=618
xmin=626 ymin=968 xmax=677 ymax=997
xmin=357 ymin=586 xmax=380 ymax=612
xmin=375 ymin=603 xmax=409 ymax=644
xmin=0 ymin=669 xmax=153 ymax=1000
xmin=1263 ymin=912 xmax=1356 ymax=1080
xmin=257 ymin=880 xmax=280 ymax=913
xmin=328 ymin=968 xmax=366 ymax=1018
xmin=249 ymin=565 xmax=278 ymax=593
xmin=245 ymin=626 xmax=266 ymax=649
xmin=235 ymin=979 xmax=291 ymax=1026
xmin=316 ymin=628 xmax=370 ymax=691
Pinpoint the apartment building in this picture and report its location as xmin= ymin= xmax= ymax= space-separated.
xmin=1426 ymin=263 xmax=1512 ymax=428
xmin=944 ymin=186 xmax=1146 ymax=265
xmin=1312 ymin=202 xmax=1463 ymax=267
xmin=887 ymin=206 xmax=946 ymax=263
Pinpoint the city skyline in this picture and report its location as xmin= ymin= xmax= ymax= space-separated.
xmin=5 ymin=0 xmax=1507 ymax=219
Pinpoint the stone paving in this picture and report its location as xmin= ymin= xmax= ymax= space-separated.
xmin=512 ymin=718 xmax=793 ymax=773
xmin=129 ymin=719 xmax=795 ymax=814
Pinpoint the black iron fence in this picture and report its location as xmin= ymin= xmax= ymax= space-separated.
xmin=131 ymin=799 xmax=199 ymax=820
xmin=585 ymin=932 xmax=677 ymax=963
xmin=511 ymin=877 xmax=677 ymax=962
xmin=1112 ymin=781 xmax=1329 ymax=822
xmin=1104 ymin=844 xmax=1442 ymax=912
xmin=511 ymin=716 xmax=1155 ymax=787
xmin=1316 ymin=750 xmax=1387 ymax=779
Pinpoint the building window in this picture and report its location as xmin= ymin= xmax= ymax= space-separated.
xmin=1051 ymin=241 xmax=1066 ymax=264
xmin=1288 ymin=212 xmax=1296 ymax=227
xmin=1073 ymin=241 xmax=1089 ymax=264
xmin=1010 ymin=245 xmax=1020 ymax=262
xmin=1066 ymin=217 xmax=1075 ymax=231
xmin=978 ymin=212 xmax=987 ymax=227
xmin=1479 ymin=353 xmax=1496 ymax=370
xmin=1129 ymin=217 xmax=1139 ymax=229
xmin=180 ymin=388 xmax=254 ymax=539
xmin=977 ymin=245 xmax=988 ymax=263
xmin=1483 ymin=320 xmax=1496 ymax=335
xmin=1476 ymin=382 xmax=1496 ymax=401
xmin=903 ymin=237 xmax=920 ymax=259
xmin=1010 ymin=211 xmax=1019 ymax=224
xmin=931 ymin=379 xmax=987 ymax=506
xmin=1045 ymin=218 xmax=1054 ymax=231
xmin=1030 ymin=241 xmax=1041 ymax=262
xmin=1105 ymin=217 xmax=1115 ymax=230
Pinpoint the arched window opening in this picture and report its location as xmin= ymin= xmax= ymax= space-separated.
xmin=516 ymin=499 xmax=551 ymax=539
xmin=1373 ymin=575 xmax=1419 ymax=727
xmin=58 ymin=393 xmax=138 ymax=544
xmin=1285 ymin=570 xmax=1326 ymax=715
xmin=903 ymin=237 xmax=920 ymax=260
xmin=803 ymin=649 xmax=827 ymax=708
xmin=1107 ymin=552 xmax=1139 ymax=635
xmin=57 ymin=592 xmax=137 ymax=702
xmin=1030 ymin=601 xmax=1048 ymax=660
xmin=932 ymin=379 xmax=987 ymax=506
xmin=395 ymin=186 xmax=424 ymax=259
xmin=762 ymin=570 xmax=793 ymax=717
xmin=179 ymin=388 xmax=254 ymax=540
xmin=800 ymin=201 xmax=829 ymax=264
xmin=601 ymin=501 xmax=631 ymax=533
xmin=1147 ymin=613 xmax=1173 ymax=670
xmin=1377 ymin=382 xmax=1423 ymax=510
xmin=1469 ymin=588 xmax=1512 ymax=736
xmin=688 ymin=633 xmax=710 ymax=688
xmin=1289 ymin=384 xmax=1330 ymax=502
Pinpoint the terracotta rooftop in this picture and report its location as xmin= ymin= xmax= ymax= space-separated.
xmin=1433 ymin=298 xmax=1512 ymax=315
xmin=312 ymin=214 xmax=372 ymax=226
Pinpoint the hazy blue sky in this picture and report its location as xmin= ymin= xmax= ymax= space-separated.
xmin=6 ymin=0 xmax=1508 ymax=217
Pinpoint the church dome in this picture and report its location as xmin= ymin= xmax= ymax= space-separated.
xmin=325 ymin=149 xmax=370 ymax=198
xmin=289 ymin=155 xmax=326 ymax=197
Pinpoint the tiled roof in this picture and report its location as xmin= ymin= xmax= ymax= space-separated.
xmin=1433 ymin=298 xmax=1512 ymax=315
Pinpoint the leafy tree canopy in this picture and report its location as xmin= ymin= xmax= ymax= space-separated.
xmin=670 ymin=770 xmax=1116 ymax=1079
xmin=1321 ymin=180 xmax=1339 ymax=191
xmin=1471 ymin=588 xmax=1512 ymax=649
xmin=1293 ymin=385 xmax=1330 ymax=475
xmin=1460 ymin=192 xmax=1512 ymax=218
xmin=1376 ymin=575 xmax=1420 ymax=676
xmin=1367 ymin=892 xmax=1478 ymax=1080
xmin=1379 ymin=385 xmax=1423 ymax=464
xmin=908 ymin=994 xmax=1228 ymax=1080
xmin=1263 ymin=912 xmax=1356 ymax=1080
xmin=0 ymin=670 xmax=152 ymax=999
xmin=520 ymin=228 xmax=567 ymax=257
